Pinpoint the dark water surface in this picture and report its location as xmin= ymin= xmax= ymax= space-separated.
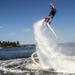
xmin=0 ymin=46 xmax=35 ymax=60
xmin=0 ymin=43 xmax=75 ymax=60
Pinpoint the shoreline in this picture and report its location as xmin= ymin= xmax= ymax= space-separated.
xmin=0 ymin=47 xmax=2 ymax=49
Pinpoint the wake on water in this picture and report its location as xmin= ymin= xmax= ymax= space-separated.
xmin=34 ymin=19 xmax=75 ymax=73
xmin=0 ymin=19 xmax=75 ymax=74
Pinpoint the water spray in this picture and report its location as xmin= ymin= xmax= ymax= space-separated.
xmin=31 ymin=20 xmax=58 ymax=68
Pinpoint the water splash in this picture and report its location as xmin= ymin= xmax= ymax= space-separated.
xmin=34 ymin=19 xmax=75 ymax=73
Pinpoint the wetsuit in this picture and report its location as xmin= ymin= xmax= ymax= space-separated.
xmin=50 ymin=7 xmax=56 ymax=18
xmin=45 ymin=6 xmax=56 ymax=22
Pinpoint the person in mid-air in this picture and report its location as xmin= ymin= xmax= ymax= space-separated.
xmin=45 ymin=4 xmax=56 ymax=24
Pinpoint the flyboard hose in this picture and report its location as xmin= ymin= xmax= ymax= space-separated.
xmin=46 ymin=23 xmax=58 ymax=44
xmin=31 ymin=52 xmax=41 ymax=67
xmin=31 ymin=22 xmax=58 ymax=68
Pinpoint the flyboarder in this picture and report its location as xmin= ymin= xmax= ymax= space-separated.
xmin=45 ymin=4 xmax=56 ymax=24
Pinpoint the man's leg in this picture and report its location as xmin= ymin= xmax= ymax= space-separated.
xmin=49 ymin=18 xmax=52 ymax=24
xmin=49 ymin=15 xmax=54 ymax=24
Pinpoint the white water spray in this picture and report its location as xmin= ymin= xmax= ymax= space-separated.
xmin=34 ymin=19 xmax=75 ymax=73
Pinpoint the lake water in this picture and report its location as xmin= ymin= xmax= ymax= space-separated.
xmin=0 ymin=43 xmax=75 ymax=60
xmin=0 ymin=46 xmax=35 ymax=60
xmin=0 ymin=43 xmax=75 ymax=74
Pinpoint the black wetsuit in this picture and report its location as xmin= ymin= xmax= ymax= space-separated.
xmin=50 ymin=7 xmax=56 ymax=18
xmin=45 ymin=6 xmax=56 ymax=22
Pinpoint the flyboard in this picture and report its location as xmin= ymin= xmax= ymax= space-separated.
xmin=31 ymin=21 xmax=58 ymax=68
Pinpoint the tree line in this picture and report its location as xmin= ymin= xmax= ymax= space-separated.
xmin=0 ymin=41 xmax=21 ymax=48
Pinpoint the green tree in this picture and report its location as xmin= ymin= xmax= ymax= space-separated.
xmin=0 ymin=41 xmax=1 ymax=47
xmin=16 ymin=41 xmax=20 ymax=47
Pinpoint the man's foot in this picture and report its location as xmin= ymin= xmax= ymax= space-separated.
xmin=45 ymin=18 xmax=49 ymax=22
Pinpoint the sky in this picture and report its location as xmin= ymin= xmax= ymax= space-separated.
xmin=0 ymin=0 xmax=75 ymax=44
